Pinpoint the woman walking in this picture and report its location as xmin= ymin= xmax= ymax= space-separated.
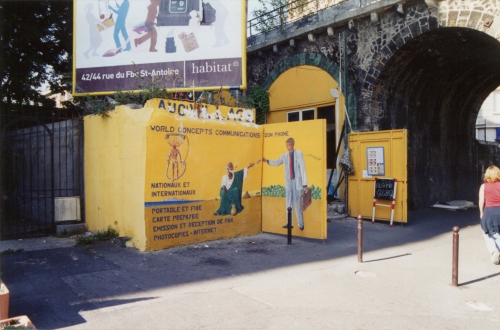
xmin=478 ymin=165 xmax=500 ymax=265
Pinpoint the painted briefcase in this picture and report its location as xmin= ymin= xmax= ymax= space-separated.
xmin=301 ymin=188 xmax=312 ymax=212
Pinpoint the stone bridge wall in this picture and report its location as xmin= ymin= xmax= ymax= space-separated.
xmin=247 ymin=0 xmax=500 ymax=209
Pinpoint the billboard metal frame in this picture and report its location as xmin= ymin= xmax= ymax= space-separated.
xmin=72 ymin=0 xmax=247 ymax=96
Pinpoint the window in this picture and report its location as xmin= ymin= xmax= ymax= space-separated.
xmin=287 ymin=109 xmax=314 ymax=122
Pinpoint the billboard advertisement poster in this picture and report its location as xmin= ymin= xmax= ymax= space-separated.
xmin=73 ymin=0 xmax=246 ymax=95
xmin=262 ymin=120 xmax=327 ymax=239
xmin=144 ymin=108 xmax=263 ymax=251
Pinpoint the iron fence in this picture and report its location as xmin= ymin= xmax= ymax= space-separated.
xmin=0 ymin=108 xmax=84 ymax=239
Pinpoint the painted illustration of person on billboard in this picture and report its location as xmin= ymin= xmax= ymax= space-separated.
xmin=263 ymin=138 xmax=309 ymax=230
xmin=214 ymin=162 xmax=255 ymax=216
xmin=135 ymin=0 xmax=160 ymax=52
xmin=108 ymin=0 xmax=131 ymax=51
xmin=83 ymin=2 xmax=103 ymax=58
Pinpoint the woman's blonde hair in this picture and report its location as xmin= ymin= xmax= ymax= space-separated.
xmin=484 ymin=165 xmax=500 ymax=183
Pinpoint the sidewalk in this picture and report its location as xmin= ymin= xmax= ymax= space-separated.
xmin=1 ymin=208 xmax=499 ymax=329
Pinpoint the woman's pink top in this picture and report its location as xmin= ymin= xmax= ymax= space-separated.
xmin=484 ymin=181 xmax=500 ymax=207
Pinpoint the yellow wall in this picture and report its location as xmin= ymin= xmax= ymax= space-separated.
xmin=347 ymin=130 xmax=408 ymax=223
xmin=144 ymin=112 xmax=263 ymax=251
xmin=268 ymin=65 xmax=339 ymax=113
xmin=265 ymin=65 xmax=346 ymax=198
xmin=84 ymin=106 xmax=152 ymax=251
xmin=84 ymin=98 xmax=328 ymax=251
xmin=85 ymin=100 xmax=263 ymax=252
xmin=265 ymin=64 xmax=345 ymax=147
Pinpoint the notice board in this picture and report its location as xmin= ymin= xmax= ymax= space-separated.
xmin=348 ymin=130 xmax=407 ymax=223
xmin=374 ymin=178 xmax=396 ymax=200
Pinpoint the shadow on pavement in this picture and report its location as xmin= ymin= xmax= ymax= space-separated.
xmin=362 ymin=253 xmax=412 ymax=263
xmin=459 ymin=271 xmax=500 ymax=286
xmin=0 ymin=207 xmax=481 ymax=329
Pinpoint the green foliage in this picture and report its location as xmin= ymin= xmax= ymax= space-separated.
xmin=248 ymin=85 xmax=270 ymax=124
xmin=2 ymin=326 xmax=33 ymax=330
xmin=252 ymin=0 xmax=288 ymax=33
xmin=262 ymin=184 xmax=322 ymax=199
xmin=0 ymin=1 xmax=72 ymax=106
xmin=75 ymin=226 xmax=119 ymax=247
xmin=75 ymin=235 xmax=94 ymax=246
xmin=56 ymin=227 xmax=87 ymax=238
xmin=251 ymin=0 xmax=315 ymax=33
xmin=309 ymin=185 xmax=322 ymax=199
xmin=114 ymin=75 xmax=174 ymax=104
xmin=73 ymin=74 xmax=177 ymax=117
xmin=262 ymin=185 xmax=287 ymax=197
xmin=76 ymin=81 xmax=268 ymax=123
xmin=94 ymin=226 xmax=119 ymax=241
xmin=0 ymin=248 xmax=24 ymax=255
xmin=74 ymin=95 xmax=114 ymax=117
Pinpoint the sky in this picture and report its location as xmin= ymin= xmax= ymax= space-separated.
xmin=247 ymin=0 xmax=264 ymax=20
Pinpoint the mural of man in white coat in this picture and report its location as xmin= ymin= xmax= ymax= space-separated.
xmin=263 ymin=137 xmax=309 ymax=230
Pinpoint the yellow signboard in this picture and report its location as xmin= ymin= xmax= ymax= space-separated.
xmin=262 ymin=120 xmax=327 ymax=239
xmin=145 ymin=98 xmax=256 ymax=123
xmin=144 ymin=107 xmax=263 ymax=251
xmin=348 ymin=129 xmax=408 ymax=223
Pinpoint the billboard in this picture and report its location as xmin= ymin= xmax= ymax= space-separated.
xmin=73 ymin=0 xmax=246 ymax=95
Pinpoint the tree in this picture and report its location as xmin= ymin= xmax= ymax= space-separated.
xmin=251 ymin=0 xmax=336 ymax=33
xmin=0 ymin=0 xmax=73 ymax=108
xmin=252 ymin=0 xmax=290 ymax=33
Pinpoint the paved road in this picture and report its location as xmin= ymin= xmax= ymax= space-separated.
xmin=1 ymin=208 xmax=499 ymax=329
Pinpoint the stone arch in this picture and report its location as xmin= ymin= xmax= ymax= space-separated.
xmin=368 ymin=26 xmax=500 ymax=209
xmin=353 ymin=1 xmax=440 ymax=130
xmin=350 ymin=0 xmax=500 ymax=209
xmin=261 ymin=53 xmax=358 ymax=130
xmin=438 ymin=0 xmax=500 ymax=39
xmin=358 ymin=0 xmax=500 ymax=131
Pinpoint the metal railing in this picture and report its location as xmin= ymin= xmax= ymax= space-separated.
xmin=246 ymin=0 xmax=380 ymax=47
xmin=1 ymin=108 xmax=84 ymax=238
xmin=248 ymin=0 xmax=342 ymax=40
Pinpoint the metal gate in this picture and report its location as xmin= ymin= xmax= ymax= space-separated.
xmin=0 ymin=110 xmax=84 ymax=239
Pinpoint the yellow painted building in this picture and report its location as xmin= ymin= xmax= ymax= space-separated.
xmin=85 ymin=105 xmax=149 ymax=249
xmin=84 ymin=99 xmax=326 ymax=251
xmin=266 ymin=65 xmax=346 ymax=197
xmin=84 ymin=98 xmax=327 ymax=251
xmin=84 ymin=100 xmax=262 ymax=251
